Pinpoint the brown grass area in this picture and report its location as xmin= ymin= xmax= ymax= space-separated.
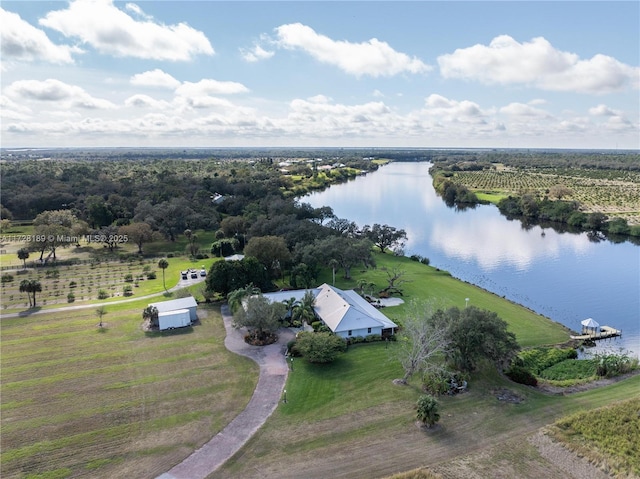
xmin=0 ymin=304 xmax=258 ymax=479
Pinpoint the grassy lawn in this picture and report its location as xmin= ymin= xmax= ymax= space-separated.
xmin=0 ymin=303 xmax=258 ymax=479
xmin=320 ymin=252 xmax=570 ymax=348
xmin=211 ymin=343 xmax=640 ymax=479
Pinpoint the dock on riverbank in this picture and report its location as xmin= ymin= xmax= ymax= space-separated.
xmin=570 ymin=325 xmax=622 ymax=341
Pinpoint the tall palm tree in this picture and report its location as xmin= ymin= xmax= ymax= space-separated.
xmin=282 ymin=297 xmax=299 ymax=324
xmin=158 ymin=258 xmax=169 ymax=292
xmin=30 ymin=280 xmax=42 ymax=307
xmin=19 ymin=279 xmax=33 ymax=308
xmin=17 ymin=248 xmax=29 ymax=269
xmin=293 ymin=290 xmax=316 ymax=326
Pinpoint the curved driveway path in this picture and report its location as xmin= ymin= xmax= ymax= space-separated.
xmin=157 ymin=304 xmax=293 ymax=479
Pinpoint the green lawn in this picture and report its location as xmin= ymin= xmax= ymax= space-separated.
xmin=320 ymin=252 xmax=570 ymax=348
xmin=0 ymin=303 xmax=258 ymax=479
xmin=211 ymin=342 xmax=640 ymax=479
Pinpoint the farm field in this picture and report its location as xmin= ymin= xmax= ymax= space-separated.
xmin=0 ymin=302 xmax=259 ymax=479
xmin=0 ymin=232 xmax=219 ymax=312
xmin=451 ymin=166 xmax=640 ymax=224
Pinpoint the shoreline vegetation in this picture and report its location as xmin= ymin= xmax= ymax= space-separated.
xmin=426 ymin=150 xmax=640 ymax=242
xmin=1 ymin=147 xmax=638 ymax=479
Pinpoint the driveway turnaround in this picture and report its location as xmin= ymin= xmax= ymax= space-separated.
xmin=157 ymin=304 xmax=293 ymax=479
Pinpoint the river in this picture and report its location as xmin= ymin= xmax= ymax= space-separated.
xmin=305 ymin=161 xmax=640 ymax=357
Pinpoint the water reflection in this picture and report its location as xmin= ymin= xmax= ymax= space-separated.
xmin=305 ymin=161 xmax=639 ymax=356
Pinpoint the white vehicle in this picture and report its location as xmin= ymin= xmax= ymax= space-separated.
xmin=158 ymin=309 xmax=191 ymax=331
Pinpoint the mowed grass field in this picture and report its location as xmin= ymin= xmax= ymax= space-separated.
xmin=0 ymin=250 xmax=604 ymax=479
xmin=317 ymin=252 xmax=571 ymax=348
xmin=0 ymin=302 xmax=258 ymax=479
xmin=210 ymin=343 xmax=640 ymax=479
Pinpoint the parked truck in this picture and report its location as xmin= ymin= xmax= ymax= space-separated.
xmin=158 ymin=309 xmax=192 ymax=331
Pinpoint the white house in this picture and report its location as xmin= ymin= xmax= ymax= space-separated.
xmin=263 ymin=283 xmax=397 ymax=339
xmin=149 ymin=296 xmax=198 ymax=322
xmin=313 ymin=284 xmax=397 ymax=338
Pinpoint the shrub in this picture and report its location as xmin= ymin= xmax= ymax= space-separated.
xmin=68 ymin=280 xmax=77 ymax=288
xmin=539 ymin=359 xmax=597 ymax=381
xmin=311 ymin=321 xmax=322 ymax=331
xmin=97 ymin=289 xmax=109 ymax=300
xmin=416 ymin=394 xmax=440 ymax=428
xmin=517 ymin=347 xmax=578 ymax=375
xmin=124 ymin=274 xmax=134 ymax=282
xmin=123 ymin=285 xmax=133 ymax=297
xmin=146 ymin=271 xmax=156 ymax=280
xmin=295 ymin=331 xmax=347 ymax=363
xmin=1 ymin=273 xmax=14 ymax=283
xmin=506 ymin=365 xmax=538 ymax=386
xmin=67 ymin=292 xmax=75 ymax=303
xmin=287 ymin=339 xmax=302 ymax=357
xmin=365 ymin=334 xmax=382 ymax=342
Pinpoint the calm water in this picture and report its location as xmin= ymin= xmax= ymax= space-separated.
xmin=306 ymin=162 xmax=640 ymax=357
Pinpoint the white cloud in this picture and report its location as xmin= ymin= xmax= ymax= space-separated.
xmin=0 ymin=8 xmax=81 ymax=64
xmin=589 ymin=104 xmax=621 ymax=117
xmin=175 ymin=79 xmax=249 ymax=97
xmin=274 ymin=23 xmax=431 ymax=77
xmin=421 ymin=94 xmax=486 ymax=122
xmin=5 ymin=79 xmax=116 ymax=110
xmin=500 ymin=102 xmax=551 ymax=118
xmin=124 ymin=94 xmax=171 ymax=109
xmin=438 ymin=35 xmax=639 ymax=93
xmin=39 ymin=0 xmax=214 ymax=61
xmin=240 ymin=43 xmax=275 ymax=62
xmin=130 ymin=69 xmax=181 ymax=89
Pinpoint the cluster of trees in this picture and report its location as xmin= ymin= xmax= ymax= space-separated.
xmin=396 ymin=301 xmax=519 ymax=386
xmin=205 ymin=217 xmax=407 ymax=298
xmin=498 ymin=196 xmax=640 ymax=238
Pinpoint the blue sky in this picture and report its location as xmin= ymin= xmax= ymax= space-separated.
xmin=1 ymin=1 xmax=638 ymax=148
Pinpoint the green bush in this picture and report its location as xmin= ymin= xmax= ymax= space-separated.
xmin=67 ymin=292 xmax=75 ymax=303
xmin=123 ymin=285 xmax=133 ymax=297
xmin=68 ymin=281 xmax=77 ymax=288
xmin=517 ymin=347 xmax=578 ymax=375
xmin=539 ymin=359 xmax=597 ymax=381
xmin=124 ymin=274 xmax=133 ymax=282
xmin=97 ymin=290 xmax=109 ymax=300
xmin=146 ymin=271 xmax=157 ymax=280
xmin=295 ymin=331 xmax=347 ymax=363
xmin=1 ymin=273 xmax=14 ymax=283
xmin=416 ymin=394 xmax=440 ymax=427
xmin=506 ymin=365 xmax=538 ymax=386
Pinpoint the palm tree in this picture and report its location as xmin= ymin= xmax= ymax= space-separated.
xmin=416 ymin=395 xmax=440 ymax=428
xmin=31 ymin=280 xmax=42 ymax=307
xmin=158 ymin=258 xmax=169 ymax=291
xmin=17 ymin=248 xmax=29 ymax=269
xmin=328 ymin=259 xmax=339 ymax=286
xmin=96 ymin=306 xmax=107 ymax=328
xmin=227 ymin=284 xmax=261 ymax=313
xmin=143 ymin=305 xmax=159 ymax=327
xmin=19 ymin=279 xmax=33 ymax=308
xmin=293 ymin=290 xmax=316 ymax=326
xmin=282 ymin=297 xmax=299 ymax=324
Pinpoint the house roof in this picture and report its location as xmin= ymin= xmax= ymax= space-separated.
xmin=261 ymin=284 xmax=397 ymax=334
xmin=312 ymin=284 xmax=397 ymax=333
xmin=224 ymin=254 xmax=245 ymax=261
xmin=150 ymin=296 xmax=197 ymax=313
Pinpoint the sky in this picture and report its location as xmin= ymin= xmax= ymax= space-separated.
xmin=1 ymin=0 xmax=639 ymax=149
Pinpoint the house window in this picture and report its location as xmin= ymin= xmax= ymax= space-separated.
xmin=367 ymin=328 xmax=372 ymax=334
xmin=348 ymin=330 xmax=352 ymax=336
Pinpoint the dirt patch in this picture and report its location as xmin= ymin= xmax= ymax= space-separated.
xmin=492 ymin=388 xmax=525 ymax=404
xmin=528 ymin=432 xmax=610 ymax=479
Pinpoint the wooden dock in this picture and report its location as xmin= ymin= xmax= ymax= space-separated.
xmin=570 ymin=325 xmax=622 ymax=341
